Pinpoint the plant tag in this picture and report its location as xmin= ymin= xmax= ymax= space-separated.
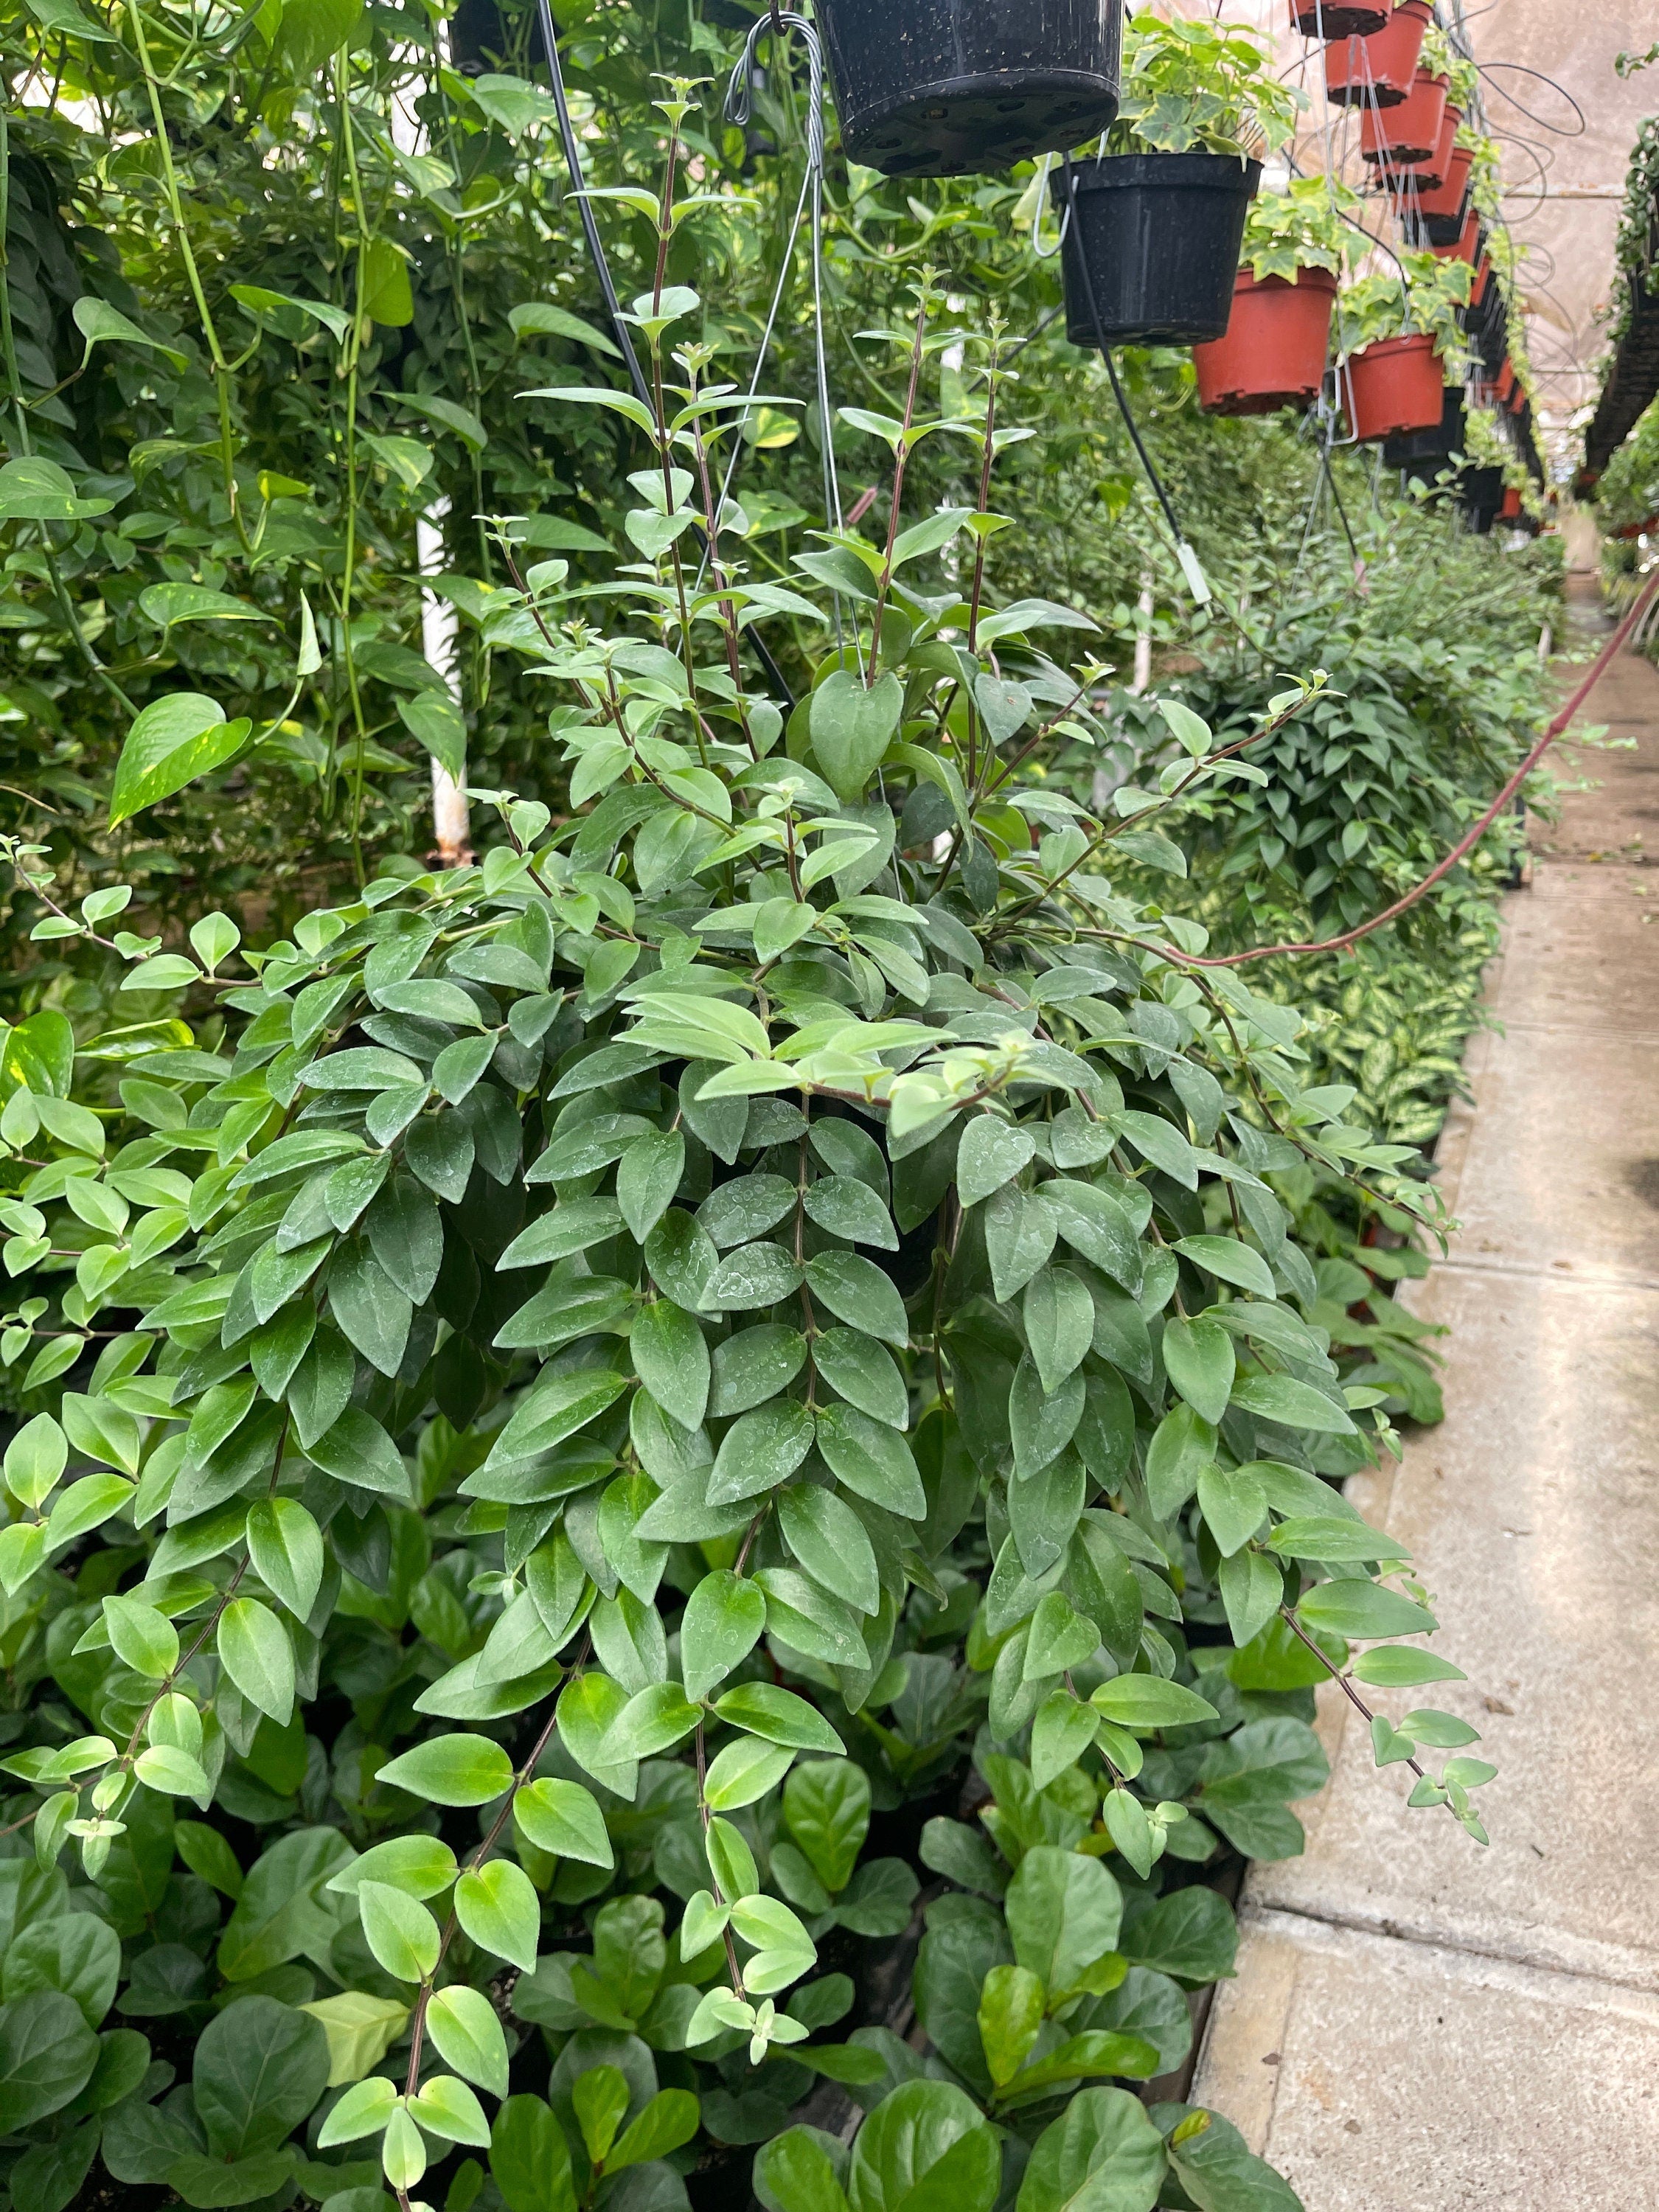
xmin=1176 ymin=540 xmax=1213 ymax=606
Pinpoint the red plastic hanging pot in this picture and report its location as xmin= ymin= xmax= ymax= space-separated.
xmin=1416 ymin=142 xmax=1474 ymax=221
xmin=1193 ymin=267 xmax=1339 ymax=417
xmin=1289 ymin=0 xmax=1388 ymax=35
xmin=1432 ymin=208 xmax=1481 ymax=268
xmin=1360 ymin=67 xmax=1448 ymax=170
xmin=1472 ymin=254 xmax=1494 ymax=307
xmin=1495 ymin=358 xmax=1516 ymax=406
xmin=1506 ymin=380 xmax=1527 ymax=417
xmin=1500 ymin=486 xmax=1523 ymax=521
xmin=1323 ymin=0 xmax=1430 ymax=107
xmin=1413 ymin=103 xmax=1461 ymax=195
xmin=1341 ymin=332 xmax=1446 ymax=441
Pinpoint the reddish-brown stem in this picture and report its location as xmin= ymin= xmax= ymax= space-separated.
xmin=866 ymin=291 xmax=931 ymax=679
xmin=401 ymin=1638 xmax=585 ymax=2097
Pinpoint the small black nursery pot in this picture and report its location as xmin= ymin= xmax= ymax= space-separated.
xmin=1054 ymin=153 xmax=1262 ymax=349
xmin=815 ymin=0 xmax=1122 ymax=178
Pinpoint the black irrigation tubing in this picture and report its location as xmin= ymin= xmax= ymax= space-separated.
xmin=1475 ymin=60 xmax=1587 ymax=139
xmin=531 ymin=0 xmax=798 ymax=712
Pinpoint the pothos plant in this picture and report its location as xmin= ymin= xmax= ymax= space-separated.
xmin=0 ymin=89 xmax=1495 ymax=2212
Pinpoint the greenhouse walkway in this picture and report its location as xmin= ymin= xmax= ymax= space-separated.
xmin=1191 ymin=581 xmax=1659 ymax=2205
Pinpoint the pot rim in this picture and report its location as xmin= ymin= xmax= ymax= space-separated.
xmin=1234 ymin=265 xmax=1341 ymax=296
xmin=1052 ymin=151 xmax=1263 ymax=196
xmin=1346 ymin=330 xmax=1439 ymax=365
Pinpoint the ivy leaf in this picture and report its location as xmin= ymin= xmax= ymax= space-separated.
xmin=1144 ymin=1403 xmax=1216 ymax=1521
xmin=778 ymin=1485 xmax=880 ymax=1615
xmin=812 ymin=1327 xmax=907 ymax=1428
xmin=1217 ymin=1551 xmax=1283 ymax=1649
xmin=600 ymin=1683 xmax=700 ymax=1762
xmin=703 ymin=1736 xmax=796 ymax=1812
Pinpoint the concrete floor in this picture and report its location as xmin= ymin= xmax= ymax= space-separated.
xmin=1192 ymin=584 xmax=1659 ymax=2204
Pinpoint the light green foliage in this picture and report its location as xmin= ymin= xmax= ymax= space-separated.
xmin=1109 ymin=13 xmax=1304 ymax=157
xmin=1340 ymin=251 xmax=1475 ymax=369
xmin=1239 ymin=178 xmax=1362 ymax=282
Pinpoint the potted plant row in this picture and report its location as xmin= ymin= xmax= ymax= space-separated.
xmin=1193 ymin=178 xmax=1354 ymax=415
xmin=1054 ymin=12 xmax=1300 ymax=349
xmin=1338 ymin=249 xmax=1472 ymax=442
xmin=815 ymin=0 xmax=1124 ymax=176
xmin=1380 ymin=49 xmax=1481 ymax=206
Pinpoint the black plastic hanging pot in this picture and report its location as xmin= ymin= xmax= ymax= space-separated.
xmin=1459 ymin=465 xmax=1506 ymax=533
xmin=1054 ymin=153 xmax=1262 ymax=348
xmin=1382 ymin=385 xmax=1464 ymax=468
xmin=815 ymin=0 xmax=1122 ymax=178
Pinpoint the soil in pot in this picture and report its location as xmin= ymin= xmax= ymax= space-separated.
xmin=1322 ymin=0 xmax=1431 ymax=106
xmin=1289 ymin=0 xmax=1387 ymax=34
xmin=815 ymin=0 xmax=1122 ymax=178
xmin=1341 ymin=330 xmax=1447 ymax=441
xmin=1360 ymin=66 xmax=1448 ymax=170
xmin=1193 ymin=266 xmax=1338 ymax=415
xmin=1054 ymin=153 xmax=1262 ymax=348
